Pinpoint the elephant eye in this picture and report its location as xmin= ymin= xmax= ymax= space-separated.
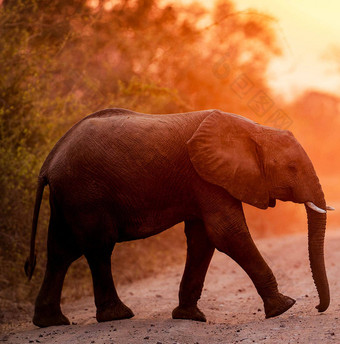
xmin=288 ymin=164 xmax=297 ymax=173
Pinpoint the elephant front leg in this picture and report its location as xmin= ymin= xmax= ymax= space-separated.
xmin=205 ymin=213 xmax=295 ymax=319
xmin=172 ymin=220 xmax=215 ymax=322
xmin=85 ymin=248 xmax=134 ymax=322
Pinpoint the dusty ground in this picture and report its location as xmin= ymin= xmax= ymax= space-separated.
xmin=1 ymin=230 xmax=339 ymax=344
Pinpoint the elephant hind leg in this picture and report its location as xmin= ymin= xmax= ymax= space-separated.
xmin=33 ymin=216 xmax=81 ymax=327
xmin=33 ymin=259 xmax=74 ymax=327
xmin=172 ymin=219 xmax=215 ymax=322
xmin=85 ymin=246 xmax=134 ymax=322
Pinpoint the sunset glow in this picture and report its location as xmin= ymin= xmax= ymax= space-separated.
xmin=177 ymin=0 xmax=340 ymax=99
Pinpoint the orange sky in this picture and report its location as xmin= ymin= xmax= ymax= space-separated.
xmin=176 ymin=0 xmax=340 ymax=100
xmin=42 ymin=0 xmax=340 ymax=100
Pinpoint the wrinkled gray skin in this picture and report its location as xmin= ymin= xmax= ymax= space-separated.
xmin=25 ymin=108 xmax=330 ymax=328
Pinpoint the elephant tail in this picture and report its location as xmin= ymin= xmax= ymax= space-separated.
xmin=24 ymin=175 xmax=47 ymax=280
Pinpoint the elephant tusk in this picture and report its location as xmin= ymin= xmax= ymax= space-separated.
xmin=326 ymin=205 xmax=335 ymax=211
xmin=306 ymin=202 xmax=326 ymax=214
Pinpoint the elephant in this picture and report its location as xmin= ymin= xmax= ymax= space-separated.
xmin=25 ymin=108 xmax=333 ymax=328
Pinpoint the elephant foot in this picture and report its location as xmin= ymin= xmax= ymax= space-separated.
xmin=33 ymin=307 xmax=70 ymax=328
xmin=96 ymin=301 xmax=134 ymax=322
xmin=172 ymin=305 xmax=207 ymax=322
xmin=264 ymin=293 xmax=296 ymax=319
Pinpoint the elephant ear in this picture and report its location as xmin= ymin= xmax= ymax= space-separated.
xmin=187 ymin=111 xmax=269 ymax=209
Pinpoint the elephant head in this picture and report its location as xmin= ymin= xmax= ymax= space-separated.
xmin=187 ymin=110 xmax=332 ymax=312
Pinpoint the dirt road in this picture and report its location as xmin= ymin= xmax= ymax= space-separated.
xmin=1 ymin=230 xmax=339 ymax=344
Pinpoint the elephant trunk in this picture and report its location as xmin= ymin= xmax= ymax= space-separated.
xmin=305 ymin=197 xmax=329 ymax=312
